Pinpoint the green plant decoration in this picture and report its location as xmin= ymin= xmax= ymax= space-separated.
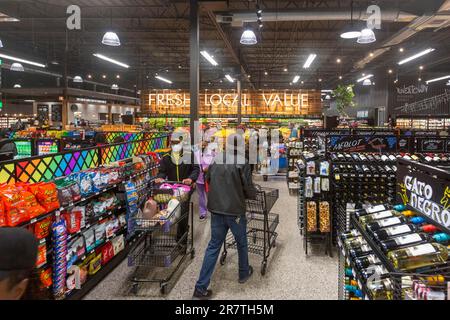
xmin=332 ymin=84 xmax=356 ymax=118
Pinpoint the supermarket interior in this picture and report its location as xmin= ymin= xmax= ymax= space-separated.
xmin=0 ymin=0 xmax=450 ymax=303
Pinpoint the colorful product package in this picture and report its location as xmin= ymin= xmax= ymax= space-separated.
xmin=111 ymin=235 xmax=125 ymax=256
xmin=98 ymin=242 xmax=114 ymax=266
xmin=36 ymin=243 xmax=47 ymax=268
xmin=34 ymin=217 xmax=52 ymax=240
xmin=78 ymin=172 xmax=93 ymax=197
xmin=82 ymin=228 xmax=96 ymax=252
xmin=0 ymin=200 xmax=5 ymax=227
xmin=16 ymin=184 xmax=46 ymax=219
xmin=55 ymin=180 xmax=73 ymax=207
xmin=69 ymin=182 xmax=82 ymax=202
xmin=88 ymin=253 xmax=102 ymax=275
xmin=0 ymin=184 xmax=29 ymax=226
xmin=51 ymin=219 xmax=68 ymax=299
xmin=94 ymin=223 xmax=106 ymax=246
xmin=39 ymin=268 xmax=52 ymax=289
xmin=31 ymin=182 xmax=60 ymax=213
xmin=67 ymin=236 xmax=86 ymax=268
xmin=71 ymin=206 xmax=86 ymax=229
xmin=62 ymin=210 xmax=82 ymax=234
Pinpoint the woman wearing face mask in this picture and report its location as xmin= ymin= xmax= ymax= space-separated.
xmin=155 ymin=135 xmax=200 ymax=243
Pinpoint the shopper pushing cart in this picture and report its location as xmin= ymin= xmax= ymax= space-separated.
xmin=193 ymin=136 xmax=257 ymax=300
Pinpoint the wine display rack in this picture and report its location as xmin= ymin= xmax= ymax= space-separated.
xmin=286 ymin=139 xmax=303 ymax=196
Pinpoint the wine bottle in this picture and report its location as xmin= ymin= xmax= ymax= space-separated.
xmin=355 ymin=254 xmax=381 ymax=269
xmin=344 ymin=236 xmax=367 ymax=249
xmin=372 ymin=224 xmax=418 ymax=242
xmin=352 ymin=153 xmax=360 ymax=161
xmin=380 ymin=233 xmax=428 ymax=253
xmin=388 ymin=155 xmax=397 ymax=161
xmin=366 ymin=154 xmax=375 ymax=162
xmin=381 ymin=155 xmax=389 ymax=162
xmin=387 ymin=243 xmax=448 ymax=271
xmin=366 ymin=216 xmax=407 ymax=233
xmin=361 ymin=264 xmax=389 ymax=280
xmin=355 ymin=204 xmax=390 ymax=217
xmin=345 ymin=153 xmax=353 ymax=162
xmin=373 ymin=155 xmax=382 ymax=162
xmin=359 ymin=154 xmax=368 ymax=161
xmin=359 ymin=210 xmax=401 ymax=226
xmin=368 ymin=277 xmax=413 ymax=300
xmin=349 ymin=243 xmax=373 ymax=258
xmin=362 ymin=165 xmax=371 ymax=173
xmin=340 ymin=229 xmax=361 ymax=241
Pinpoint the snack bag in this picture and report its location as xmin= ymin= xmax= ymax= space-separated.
xmin=0 ymin=184 xmax=29 ymax=226
xmin=36 ymin=243 xmax=47 ymax=268
xmin=99 ymin=242 xmax=114 ymax=266
xmin=17 ymin=185 xmax=46 ymax=219
xmin=78 ymin=172 xmax=93 ymax=197
xmin=39 ymin=268 xmax=52 ymax=289
xmin=62 ymin=210 xmax=82 ymax=234
xmin=69 ymin=182 xmax=81 ymax=202
xmin=33 ymin=182 xmax=60 ymax=212
xmin=34 ymin=217 xmax=52 ymax=240
xmin=0 ymin=200 xmax=5 ymax=227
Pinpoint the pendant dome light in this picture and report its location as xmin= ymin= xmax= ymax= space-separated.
xmin=14 ymin=84 xmax=21 ymax=88
xmin=73 ymin=76 xmax=83 ymax=83
xmin=357 ymin=28 xmax=376 ymax=44
xmin=362 ymin=78 xmax=372 ymax=86
xmin=340 ymin=1 xmax=361 ymax=39
xmin=102 ymin=32 xmax=121 ymax=46
xmin=111 ymin=84 xmax=119 ymax=90
xmin=240 ymin=29 xmax=258 ymax=45
xmin=102 ymin=10 xmax=121 ymax=46
xmin=10 ymin=63 xmax=24 ymax=72
xmin=0 ymin=39 xmax=3 ymax=48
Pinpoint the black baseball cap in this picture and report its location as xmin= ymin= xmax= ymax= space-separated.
xmin=0 ymin=228 xmax=38 ymax=280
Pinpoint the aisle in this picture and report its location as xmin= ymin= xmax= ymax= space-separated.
xmin=85 ymin=178 xmax=338 ymax=300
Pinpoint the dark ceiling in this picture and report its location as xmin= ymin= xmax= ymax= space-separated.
xmin=0 ymin=0 xmax=449 ymax=95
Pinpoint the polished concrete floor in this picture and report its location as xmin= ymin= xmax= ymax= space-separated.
xmin=84 ymin=177 xmax=338 ymax=300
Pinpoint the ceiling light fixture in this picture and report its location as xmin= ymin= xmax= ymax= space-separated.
xmin=225 ymin=74 xmax=234 ymax=83
xmin=116 ymin=75 xmax=120 ymax=79
xmin=325 ymin=95 xmax=331 ymax=100
xmin=93 ymin=53 xmax=129 ymax=68
xmin=398 ymin=48 xmax=435 ymax=65
xmin=388 ymin=69 xmax=393 ymax=74
xmin=425 ymin=75 xmax=450 ymax=84
xmin=399 ymin=48 xmax=404 ymax=52
xmin=336 ymin=58 xmax=341 ymax=63
xmin=102 ymin=31 xmax=121 ymax=46
xmin=362 ymin=79 xmax=372 ymax=86
xmin=240 ymin=29 xmax=257 ymax=45
xmin=0 ymin=53 xmax=46 ymax=68
xmin=155 ymin=75 xmax=173 ymax=84
xmin=340 ymin=0 xmax=361 ymax=39
xmin=418 ymin=78 xmax=422 ymax=82
xmin=258 ymin=21 xmax=263 ymax=28
xmin=13 ymin=84 xmax=21 ymax=88
xmin=339 ymin=76 xmax=343 ymax=80
xmin=301 ymin=81 xmax=304 ymax=84
xmin=111 ymin=84 xmax=119 ymax=90
xmin=303 ymin=54 xmax=317 ymax=69
xmin=264 ymin=71 xmax=268 ymax=75
xmin=357 ymin=74 xmax=374 ymax=82
xmin=292 ymin=75 xmax=300 ymax=83
xmin=283 ymin=68 xmax=288 ymax=72
xmin=200 ymin=51 xmax=218 ymax=66
xmin=10 ymin=62 xmax=24 ymax=72
xmin=87 ymin=74 xmax=92 ymax=79
xmin=357 ymin=28 xmax=376 ymax=44
xmin=256 ymin=3 xmax=262 ymax=14
xmin=0 ymin=39 xmax=3 ymax=48
xmin=419 ymin=65 xmax=424 ymax=70
xmin=73 ymin=76 xmax=83 ymax=83
xmin=318 ymin=78 xmax=322 ymax=82
xmin=369 ymin=52 xmax=374 ymax=57
xmin=102 ymin=75 xmax=107 ymax=79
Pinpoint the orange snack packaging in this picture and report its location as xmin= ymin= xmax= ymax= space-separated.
xmin=16 ymin=183 xmax=47 ymax=219
xmin=0 ymin=184 xmax=29 ymax=226
xmin=30 ymin=182 xmax=60 ymax=213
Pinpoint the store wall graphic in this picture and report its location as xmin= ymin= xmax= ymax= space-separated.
xmin=142 ymin=89 xmax=322 ymax=116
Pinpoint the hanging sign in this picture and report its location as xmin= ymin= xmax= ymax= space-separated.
xmin=416 ymin=138 xmax=450 ymax=153
xmin=327 ymin=135 xmax=398 ymax=153
xmin=397 ymin=162 xmax=450 ymax=230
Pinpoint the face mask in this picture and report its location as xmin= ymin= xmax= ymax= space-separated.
xmin=172 ymin=144 xmax=182 ymax=153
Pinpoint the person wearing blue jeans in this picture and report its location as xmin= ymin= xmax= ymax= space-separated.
xmin=193 ymin=135 xmax=256 ymax=299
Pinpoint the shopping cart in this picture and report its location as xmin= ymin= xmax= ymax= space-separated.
xmin=220 ymin=185 xmax=279 ymax=275
xmin=128 ymin=182 xmax=195 ymax=295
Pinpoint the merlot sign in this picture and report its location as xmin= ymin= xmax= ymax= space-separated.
xmin=397 ymin=160 xmax=450 ymax=230
xmin=327 ymin=135 xmax=398 ymax=153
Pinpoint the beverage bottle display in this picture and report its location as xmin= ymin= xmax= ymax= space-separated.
xmin=355 ymin=204 xmax=398 ymax=218
xmin=372 ymin=224 xmax=418 ymax=242
xmin=359 ymin=210 xmax=401 ymax=226
xmin=361 ymin=264 xmax=389 ymax=280
xmin=380 ymin=233 xmax=429 ymax=253
xmin=344 ymin=236 xmax=367 ymax=249
xmin=367 ymin=276 xmax=413 ymax=300
xmin=387 ymin=243 xmax=449 ymax=271
xmin=340 ymin=229 xmax=361 ymax=241
xmin=355 ymin=254 xmax=381 ymax=269
xmin=349 ymin=243 xmax=373 ymax=258
xmin=366 ymin=216 xmax=407 ymax=233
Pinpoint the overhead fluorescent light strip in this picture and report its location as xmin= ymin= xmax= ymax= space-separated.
xmin=93 ymin=53 xmax=130 ymax=68
xmin=303 ymin=54 xmax=317 ymax=69
xmin=292 ymin=75 xmax=300 ymax=83
xmin=225 ymin=74 xmax=234 ymax=83
xmin=357 ymin=74 xmax=374 ymax=82
xmin=425 ymin=75 xmax=450 ymax=84
xmin=155 ymin=75 xmax=172 ymax=84
xmin=200 ymin=51 xmax=218 ymax=66
xmin=0 ymin=53 xmax=46 ymax=68
xmin=398 ymin=48 xmax=435 ymax=65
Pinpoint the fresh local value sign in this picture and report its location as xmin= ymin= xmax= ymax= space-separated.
xmin=397 ymin=164 xmax=450 ymax=228
xmin=146 ymin=90 xmax=311 ymax=109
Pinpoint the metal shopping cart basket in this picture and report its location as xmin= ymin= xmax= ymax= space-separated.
xmin=220 ymin=185 xmax=279 ymax=275
xmin=128 ymin=182 xmax=195 ymax=295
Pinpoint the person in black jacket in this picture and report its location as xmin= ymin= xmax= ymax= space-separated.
xmin=155 ymin=135 xmax=200 ymax=242
xmin=193 ymin=134 xmax=256 ymax=300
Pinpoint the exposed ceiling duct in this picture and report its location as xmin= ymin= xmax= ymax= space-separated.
xmin=216 ymin=9 xmax=418 ymax=27
xmin=354 ymin=0 xmax=450 ymax=70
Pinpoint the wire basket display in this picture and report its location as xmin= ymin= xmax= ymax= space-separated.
xmin=246 ymin=185 xmax=279 ymax=214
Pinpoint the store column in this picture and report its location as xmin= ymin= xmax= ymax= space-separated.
xmin=190 ymin=0 xmax=200 ymax=148
xmin=108 ymin=105 xmax=113 ymax=124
